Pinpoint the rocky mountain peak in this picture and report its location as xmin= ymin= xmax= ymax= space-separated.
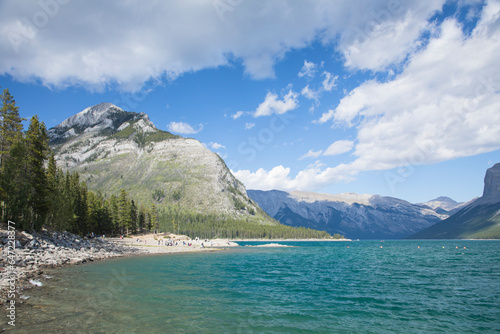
xmin=48 ymin=103 xmax=152 ymax=144
xmin=59 ymin=103 xmax=123 ymax=128
xmin=481 ymin=163 xmax=500 ymax=204
xmin=420 ymin=196 xmax=461 ymax=211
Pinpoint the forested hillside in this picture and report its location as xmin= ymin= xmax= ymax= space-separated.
xmin=0 ymin=90 xmax=334 ymax=239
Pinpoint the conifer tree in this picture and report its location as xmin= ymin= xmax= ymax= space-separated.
xmin=130 ymin=199 xmax=138 ymax=234
xmin=117 ymin=189 xmax=131 ymax=235
xmin=0 ymin=89 xmax=25 ymax=169
xmin=1 ymin=138 xmax=30 ymax=227
xmin=25 ymin=116 xmax=49 ymax=230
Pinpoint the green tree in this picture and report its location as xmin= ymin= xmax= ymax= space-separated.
xmin=117 ymin=189 xmax=131 ymax=235
xmin=1 ymin=139 xmax=30 ymax=228
xmin=25 ymin=116 xmax=50 ymax=230
xmin=0 ymin=89 xmax=25 ymax=169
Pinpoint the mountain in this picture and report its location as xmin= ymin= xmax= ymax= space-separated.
xmin=247 ymin=190 xmax=447 ymax=239
xmin=410 ymin=163 xmax=500 ymax=239
xmin=49 ymin=103 xmax=273 ymax=224
xmin=418 ymin=196 xmax=467 ymax=215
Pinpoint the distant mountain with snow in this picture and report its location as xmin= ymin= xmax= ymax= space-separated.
xmin=247 ymin=190 xmax=452 ymax=239
xmin=417 ymin=196 xmax=468 ymax=215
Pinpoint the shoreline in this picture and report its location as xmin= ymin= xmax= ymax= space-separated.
xmin=0 ymin=230 xmax=349 ymax=306
xmin=231 ymin=238 xmax=352 ymax=242
xmin=0 ymin=229 xmax=236 ymax=306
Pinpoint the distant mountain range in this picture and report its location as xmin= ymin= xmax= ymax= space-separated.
xmin=49 ymin=103 xmax=499 ymax=239
xmin=247 ymin=190 xmax=465 ymax=239
xmin=410 ymin=163 xmax=500 ymax=239
xmin=49 ymin=103 xmax=273 ymax=224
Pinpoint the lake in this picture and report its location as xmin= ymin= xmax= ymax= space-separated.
xmin=10 ymin=240 xmax=500 ymax=333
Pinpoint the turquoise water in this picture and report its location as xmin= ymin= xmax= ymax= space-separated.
xmin=11 ymin=240 xmax=500 ymax=333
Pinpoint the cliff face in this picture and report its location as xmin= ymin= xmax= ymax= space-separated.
xmin=49 ymin=103 xmax=273 ymax=223
xmin=480 ymin=163 xmax=500 ymax=204
xmin=409 ymin=163 xmax=500 ymax=239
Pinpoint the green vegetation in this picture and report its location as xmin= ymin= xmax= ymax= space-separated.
xmin=0 ymin=89 xmax=157 ymax=235
xmin=0 ymin=89 xmax=335 ymax=239
xmin=157 ymin=208 xmax=334 ymax=239
xmin=146 ymin=130 xmax=179 ymax=142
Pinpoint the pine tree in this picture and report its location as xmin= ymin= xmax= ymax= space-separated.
xmin=129 ymin=199 xmax=138 ymax=234
xmin=117 ymin=189 xmax=131 ymax=235
xmin=0 ymin=89 xmax=25 ymax=169
xmin=25 ymin=116 xmax=49 ymax=230
xmin=150 ymin=203 xmax=158 ymax=233
xmin=1 ymin=138 xmax=30 ymax=228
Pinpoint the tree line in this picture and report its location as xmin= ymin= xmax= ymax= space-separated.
xmin=0 ymin=89 xmax=158 ymax=235
xmin=157 ymin=207 xmax=335 ymax=239
xmin=0 ymin=89 xmax=337 ymax=239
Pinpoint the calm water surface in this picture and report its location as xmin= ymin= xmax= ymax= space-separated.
xmin=9 ymin=240 xmax=500 ymax=333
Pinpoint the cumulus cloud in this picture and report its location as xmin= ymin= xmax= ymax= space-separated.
xmin=237 ymin=2 xmax=500 ymax=192
xmin=207 ymin=142 xmax=225 ymax=150
xmin=322 ymin=71 xmax=338 ymax=91
xmin=323 ymin=140 xmax=354 ymax=156
xmin=316 ymin=5 xmax=500 ymax=175
xmin=233 ymin=162 xmax=358 ymax=191
xmin=231 ymin=111 xmax=245 ymax=119
xmin=252 ymin=90 xmax=299 ymax=117
xmin=299 ymin=149 xmax=323 ymax=160
xmin=301 ymin=85 xmax=320 ymax=101
xmin=338 ymin=1 xmax=445 ymax=71
xmin=0 ymin=1 xmax=446 ymax=91
xmin=298 ymin=60 xmax=317 ymax=79
xmin=167 ymin=121 xmax=203 ymax=135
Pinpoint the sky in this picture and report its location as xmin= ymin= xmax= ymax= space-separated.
xmin=1 ymin=0 xmax=499 ymax=204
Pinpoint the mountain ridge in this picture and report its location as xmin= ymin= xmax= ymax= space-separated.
xmin=49 ymin=103 xmax=273 ymax=224
xmin=247 ymin=189 xmax=453 ymax=239
xmin=409 ymin=163 xmax=500 ymax=239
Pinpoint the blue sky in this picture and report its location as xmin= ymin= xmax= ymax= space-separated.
xmin=1 ymin=0 xmax=499 ymax=204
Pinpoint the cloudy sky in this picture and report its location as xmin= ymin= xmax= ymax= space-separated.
xmin=1 ymin=0 xmax=499 ymax=203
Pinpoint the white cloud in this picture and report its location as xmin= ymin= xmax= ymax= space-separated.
xmin=317 ymin=3 xmax=500 ymax=177
xmin=299 ymin=149 xmax=323 ymax=160
xmin=232 ymin=111 xmax=245 ymax=119
xmin=322 ymin=71 xmax=338 ymax=91
xmin=338 ymin=1 xmax=445 ymax=71
xmin=323 ymin=140 xmax=354 ymax=156
xmin=245 ymin=122 xmax=255 ymax=130
xmin=236 ymin=2 xmax=500 ymax=193
xmin=253 ymin=90 xmax=299 ymax=117
xmin=233 ymin=162 xmax=357 ymax=191
xmin=208 ymin=142 xmax=225 ymax=150
xmin=301 ymin=85 xmax=320 ymax=100
xmin=167 ymin=122 xmax=203 ymax=135
xmin=0 ymin=1 xmax=446 ymax=91
xmin=298 ymin=60 xmax=317 ymax=79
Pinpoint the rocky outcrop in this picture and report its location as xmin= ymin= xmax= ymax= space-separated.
xmin=479 ymin=163 xmax=500 ymax=204
xmin=409 ymin=163 xmax=500 ymax=239
xmin=49 ymin=103 xmax=270 ymax=222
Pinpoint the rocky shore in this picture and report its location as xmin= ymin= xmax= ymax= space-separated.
xmin=0 ymin=228 xmax=234 ymax=305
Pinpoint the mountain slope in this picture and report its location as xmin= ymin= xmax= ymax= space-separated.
xmin=248 ymin=190 xmax=446 ymax=239
xmin=49 ymin=103 xmax=273 ymax=224
xmin=410 ymin=163 xmax=500 ymax=239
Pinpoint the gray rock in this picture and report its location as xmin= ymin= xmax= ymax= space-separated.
xmin=479 ymin=163 xmax=500 ymax=204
